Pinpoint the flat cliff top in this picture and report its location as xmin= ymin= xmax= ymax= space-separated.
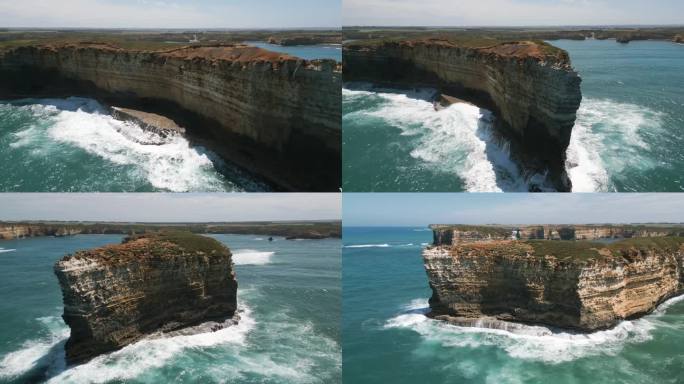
xmin=1 ymin=41 xmax=336 ymax=64
xmin=445 ymin=237 xmax=684 ymax=262
xmin=58 ymin=231 xmax=230 ymax=266
xmin=344 ymin=38 xmax=569 ymax=65
xmin=430 ymin=223 xmax=684 ymax=232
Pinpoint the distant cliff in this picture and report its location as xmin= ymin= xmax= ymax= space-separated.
xmin=0 ymin=221 xmax=341 ymax=241
xmin=54 ymin=232 xmax=238 ymax=364
xmin=424 ymin=225 xmax=684 ymax=331
xmin=0 ymin=42 xmax=341 ymax=191
xmin=344 ymin=39 xmax=582 ymax=191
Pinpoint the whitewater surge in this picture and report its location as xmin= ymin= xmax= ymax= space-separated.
xmin=385 ymin=296 xmax=684 ymax=364
xmin=1 ymin=97 xmax=266 ymax=192
xmin=343 ymin=87 xmax=550 ymax=192
xmin=566 ymin=98 xmax=664 ymax=192
xmin=232 ymin=249 xmax=275 ymax=265
xmin=0 ymin=248 xmax=16 ymax=253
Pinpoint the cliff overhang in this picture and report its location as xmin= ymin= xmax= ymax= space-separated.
xmin=0 ymin=42 xmax=342 ymax=191
xmin=344 ymin=39 xmax=582 ymax=191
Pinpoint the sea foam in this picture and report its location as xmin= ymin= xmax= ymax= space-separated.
xmin=231 ymin=249 xmax=275 ymax=265
xmin=4 ymin=97 xmax=258 ymax=192
xmin=385 ymin=295 xmax=684 ymax=364
xmin=566 ymin=98 xmax=663 ymax=192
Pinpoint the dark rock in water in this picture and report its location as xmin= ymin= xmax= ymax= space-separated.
xmin=54 ymin=231 xmax=238 ymax=365
xmin=111 ymin=106 xmax=186 ymax=145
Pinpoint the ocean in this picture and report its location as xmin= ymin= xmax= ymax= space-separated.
xmin=0 ymin=98 xmax=268 ymax=192
xmin=243 ymin=41 xmax=342 ymax=61
xmin=342 ymin=40 xmax=684 ymax=192
xmin=0 ymin=234 xmax=341 ymax=384
xmin=342 ymin=226 xmax=684 ymax=383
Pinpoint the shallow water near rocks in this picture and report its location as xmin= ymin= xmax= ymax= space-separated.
xmin=0 ymin=234 xmax=340 ymax=383
xmin=0 ymin=97 xmax=269 ymax=192
xmin=342 ymin=40 xmax=684 ymax=192
xmin=343 ymin=226 xmax=684 ymax=383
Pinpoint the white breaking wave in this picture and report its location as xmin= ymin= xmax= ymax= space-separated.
xmin=343 ymin=87 xmax=551 ymax=192
xmin=0 ymin=316 xmax=68 ymax=381
xmin=385 ymin=295 xmax=684 ymax=364
xmin=232 ymin=249 xmax=275 ymax=265
xmin=566 ymin=98 xmax=663 ymax=192
xmin=47 ymin=306 xmax=255 ymax=384
xmin=6 ymin=97 xmax=241 ymax=192
xmin=0 ymin=248 xmax=16 ymax=253
xmin=343 ymin=243 xmax=391 ymax=248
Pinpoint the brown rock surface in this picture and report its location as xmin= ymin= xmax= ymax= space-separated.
xmin=54 ymin=231 xmax=238 ymax=364
xmin=424 ymin=226 xmax=684 ymax=331
xmin=344 ymin=39 xmax=582 ymax=191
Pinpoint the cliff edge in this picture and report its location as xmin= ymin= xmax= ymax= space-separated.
xmin=423 ymin=225 xmax=684 ymax=331
xmin=0 ymin=42 xmax=341 ymax=191
xmin=344 ymin=39 xmax=582 ymax=191
xmin=54 ymin=231 xmax=238 ymax=364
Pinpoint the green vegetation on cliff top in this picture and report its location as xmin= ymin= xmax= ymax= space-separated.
xmin=125 ymin=231 xmax=229 ymax=255
xmin=525 ymin=237 xmax=684 ymax=261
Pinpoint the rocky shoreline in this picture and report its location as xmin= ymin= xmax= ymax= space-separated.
xmin=54 ymin=232 xmax=239 ymax=364
xmin=0 ymin=42 xmax=341 ymax=191
xmin=423 ymin=224 xmax=684 ymax=331
xmin=344 ymin=39 xmax=582 ymax=191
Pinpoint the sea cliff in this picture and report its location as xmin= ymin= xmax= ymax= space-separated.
xmin=423 ymin=225 xmax=684 ymax=331
xmin=54 ymin=232 xmax=238 ymax=364
xmin=0 ymin=42 xmax=341 ymax=191
xmin=344 ymin=40 xmax=582 ymax=191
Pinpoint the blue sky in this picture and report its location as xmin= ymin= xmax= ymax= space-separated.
xmin=0 ymin=0 xmax=341 ymax=28
xmin=0 ymin=194 xmax=340 ymax=222
xmin=343 ymin=0 xmax=684 ymax=26
xmin=344 ymin=193 xmax=684 ymax=226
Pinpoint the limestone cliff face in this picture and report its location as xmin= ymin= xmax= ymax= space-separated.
xmin=0 ymin=43 xmax=341 ymax=191
xmin=423 ymin=229 xmax=684 ymax=331
xmin=344 ymin=40 xmax=582 ymax=191
xmin=430 ymin=224 xmax=682 ymax=246
xmin=0 ymin=224 xmax=82 ymax=240
xmin=54 ymin=232 xmax=237 ymax=364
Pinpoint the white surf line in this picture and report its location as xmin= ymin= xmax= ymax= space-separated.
xmin=386 ymin=294 xmax=684 ymax=364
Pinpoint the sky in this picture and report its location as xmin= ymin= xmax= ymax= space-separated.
xmin=343 ymin=0 xmax=684 ymax=27
xmin=0 ymin=0 xmax=341 ymax=29
xmin=344 ymin=193 xmax=684 ymax=226
xmin=0 ymin=193 xmax=340 ymax=222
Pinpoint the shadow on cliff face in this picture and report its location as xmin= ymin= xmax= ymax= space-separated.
xmin=343 ymin=83 xmax=558 ymax=192
xmin=0 ymin=67 xmax=338 ymax=192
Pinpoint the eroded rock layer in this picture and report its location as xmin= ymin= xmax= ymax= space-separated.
xmin=431 ymin=224 xmax=684 ymax=245
xmin=0 ymin=43 xmax=341 ymax=191
xmin=423 ymin=225 xmax=684 ymax=331
xmin=344 ymin=40 xmax=582 ymax=191
xmin=54 ymin=232 xmax=237 ymax=364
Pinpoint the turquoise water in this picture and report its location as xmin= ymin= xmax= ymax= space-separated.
xmin=244 ymin=41 xmax=341 ymax=61
xmin=342 ymin=40 xmax=684 ymax=192
xmin=342 ymin=226 xmax=684 ymax=383
xmin=0 ymin=234 xmax=340 ymax=383
xmin=0 ymin=97 xmax=268 ymax=192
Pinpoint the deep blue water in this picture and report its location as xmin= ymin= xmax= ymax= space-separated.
xmin=342 ymin=226 xmax=684 ymax=384
xmin=0 ymin=234 xmax=340 ymax=383
xmin=244 ymin=41 xmax=341 ymax=61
